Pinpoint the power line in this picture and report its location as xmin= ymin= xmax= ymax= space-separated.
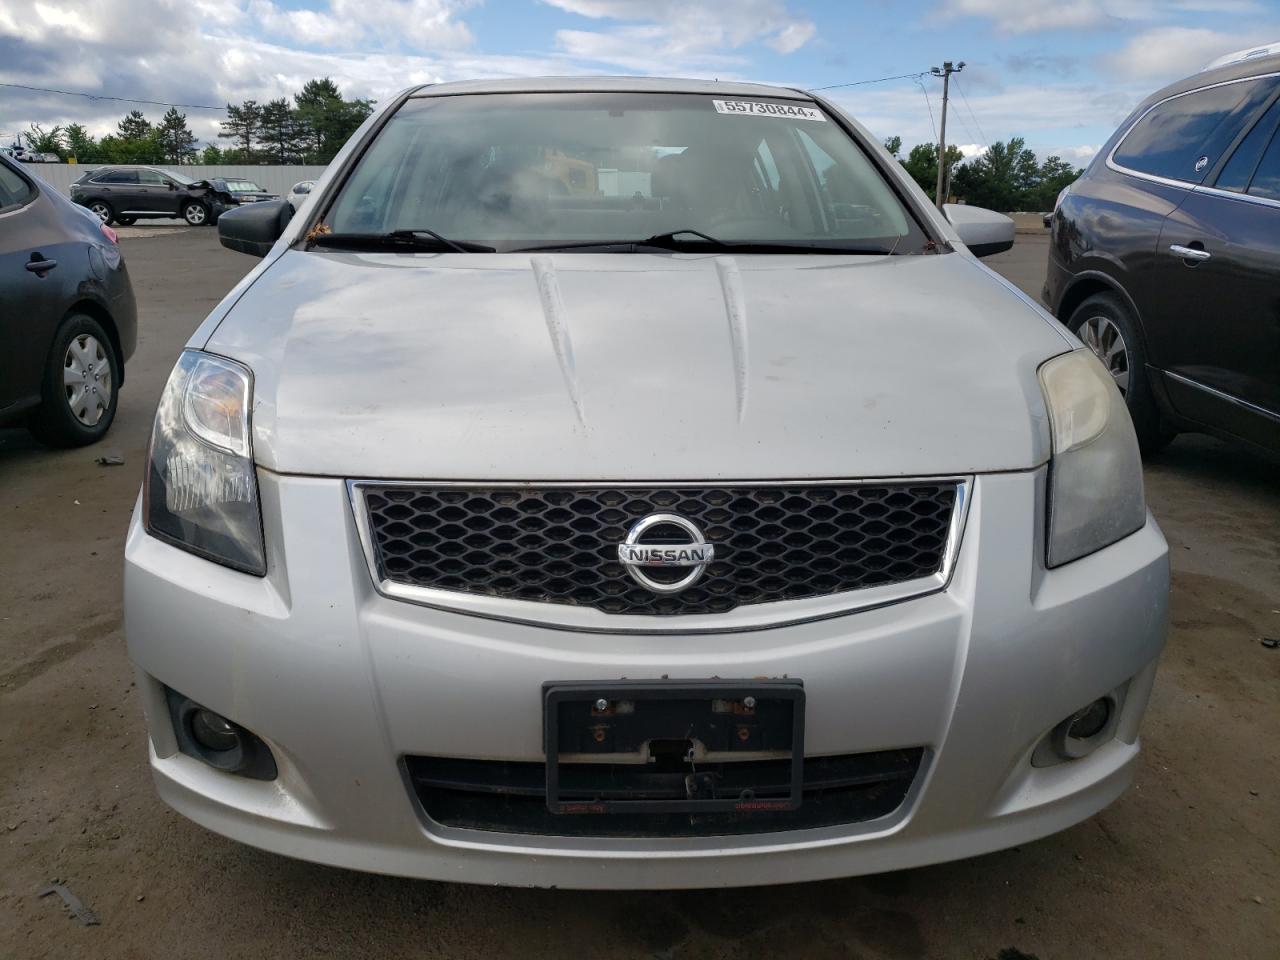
xmin=810 ymin=71 xmax=929 ymax=91
xmin=914 ymin=77 xmax=938 ymax=144
xmin=952 ymin=76 xmax=990 ymax=148
xmin=0 ymin=81 xmax=226 ymax=111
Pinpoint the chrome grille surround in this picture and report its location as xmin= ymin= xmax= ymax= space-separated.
xmin=348 ymin=478 xmax=971 ymax=634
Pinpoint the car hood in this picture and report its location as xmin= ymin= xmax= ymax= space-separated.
xmin=205 ymin=250 xmax=1069 ymax=480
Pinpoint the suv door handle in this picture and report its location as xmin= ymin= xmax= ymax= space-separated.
xmin=25 ymin=257 xmax=58 ymax=274
xmin=1169 ymin=244 xmax=1211 ymax=262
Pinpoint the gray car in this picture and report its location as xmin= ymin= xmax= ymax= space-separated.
xmin=124 ymin=78 xmax=1169 ymax=889
xmin=0 ymin=154 xmax=137 ymax=446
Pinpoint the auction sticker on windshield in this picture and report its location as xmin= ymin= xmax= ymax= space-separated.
xmin=712 ymin=99 xmax=826 ymax=121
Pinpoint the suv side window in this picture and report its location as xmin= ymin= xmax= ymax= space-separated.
xmin=95 ymin=170 xmax=138 ymax=184
xmin=1247 ymin=126 xmax=1280 ymax=199
xmin=137 ymin=169 xmax=168 ymax=186
xmin=1215 ymin=98 xmax=1280 ymax=192
xmin=0 ymin=161 xmax=35 ymax=212
xmin=1113 ymin=78 xmax=1273 ymax=183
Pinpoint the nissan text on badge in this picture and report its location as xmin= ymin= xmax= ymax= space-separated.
xmin=124 ymin=77 xmax=1170 ymax=889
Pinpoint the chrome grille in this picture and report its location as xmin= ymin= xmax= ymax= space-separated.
xmin=357 ymin=482 xmax=960 ymax=616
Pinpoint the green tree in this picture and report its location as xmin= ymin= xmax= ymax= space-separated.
xmin=901 ymin=142 xmax=963 ymax=200
xmin=95 ymin=130 xmax=164 ymax=163
xmin=219 ymin=100 xmax=263 ymax=159
xmin=294 ymin=78 xmax=373 ymax=162
xmin=157 ymin=107 xmax=197 ymax=163
xmin=200 ymin=143 xmax=223 ymax=164
xmin=64 ymin=123 xmax=95 ymax=162
xmin=951 ymin=137 xmax=1041 ymax=210
xmin=259 ymin=98 xmax=300 ymax=163
xmin=23 ymin=123 xmax=66 ymax=159
xmin=882 ymin=135 xmax=902 ymax=158
xmin=117 ymin=109 xmax=152 ymax=142
xmin=1027 ymin=154 xmax=1081 ymax=210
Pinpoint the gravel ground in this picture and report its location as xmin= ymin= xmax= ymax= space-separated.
xmin=1 ymin=228 xmax=1277 ymax=960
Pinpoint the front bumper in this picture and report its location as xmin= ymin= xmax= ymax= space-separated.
xmin=124 ymin=468 xmax=1168 ymax=888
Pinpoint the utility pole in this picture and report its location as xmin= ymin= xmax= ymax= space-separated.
xmin=931 ymin=60 xmax=964 ymax=210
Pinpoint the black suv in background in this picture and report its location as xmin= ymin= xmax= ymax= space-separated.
xmin=69 ymin=166 xmax=279 ymax=227
xmin=71 ymin=165 xmax=217 ymax=226
xmin=1045 ymin=50 xmax=1279 ymax=456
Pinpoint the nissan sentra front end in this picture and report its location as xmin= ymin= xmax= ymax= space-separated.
xmin=124 ymin=78 xmax=1168 ymax=888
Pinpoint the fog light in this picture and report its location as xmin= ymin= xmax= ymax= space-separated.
xmin=190 ymin=709 xmax=240 ymax=752
xmin=164 ymin=687 xmax=278 ymax=780
xmin=1067 ymin=698 xmax=1110 ymax=740
xmin=1051 ymin=697 xmax=1115 ymax=760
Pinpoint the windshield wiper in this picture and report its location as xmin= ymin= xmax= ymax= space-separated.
xmin=513 ymin=228 xmax=896 ymax=255
xmin=310 ymin=229 xmax=495 ymax=253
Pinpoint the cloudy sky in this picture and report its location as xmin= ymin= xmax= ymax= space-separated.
xmin=2 ymin=0 xmax=1277 ymax=165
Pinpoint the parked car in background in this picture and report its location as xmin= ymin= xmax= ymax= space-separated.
xmin=69 ymin=166 xmax=278 ymax=227
xmin=287 ymin=180 xmax=316 ymax=209
xmin=3 ymin=144 xmax=59 ymax=163
xmin=210 ymin=178 xmax=280 ymax=206
xmin=124 ymin=77 xmax=1168 ymax=890
xmin=0 ymin=154 xmax=137 ymax=446
xmin=1045 ymin=47 xmax=1280 ymax=456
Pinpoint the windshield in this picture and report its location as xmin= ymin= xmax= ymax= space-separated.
xmin=324 ymin=92 xmax=928 ymax=253
xmin=165 ymin=169 xmax=196 ymax=185
xmin=226 ymin=180 xmax=265 ymax=193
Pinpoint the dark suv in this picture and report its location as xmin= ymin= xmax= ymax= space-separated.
xmin=1044 ymin=51 xmax=1280 ymax=456
xmin=70 ymin=165 xmax=225 ymax=226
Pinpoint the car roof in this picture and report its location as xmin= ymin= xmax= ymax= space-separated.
xmin=1137 ymin=52 xmax=1280 ymax=109
xmin=408 ymin=76 xmax=812 ymax=100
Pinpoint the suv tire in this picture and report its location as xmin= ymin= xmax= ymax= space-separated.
xmin=1067 ymin=292 xmax=1174 ymax=456
xmin=28 ymin=314 xmax=121 ymax=448
xmin=183 ymin=201 xmax=209 ymax=226
xmin=87 ymin=200 xmax=114 ymax=225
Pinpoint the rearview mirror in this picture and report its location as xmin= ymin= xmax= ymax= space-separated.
xmin=218 ymin=198 xmax=293 ymax=258
xmin=943 ymin=204 xmax=1014 ymax=258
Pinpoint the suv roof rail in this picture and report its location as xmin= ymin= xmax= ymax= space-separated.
xmin=1202 ymin=42 xmax=1280 ymax=71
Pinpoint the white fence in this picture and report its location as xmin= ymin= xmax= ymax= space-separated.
xmin=26 ymin=164 xmax=329 ymax=197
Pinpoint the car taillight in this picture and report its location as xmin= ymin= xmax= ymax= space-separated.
xmin=100 ymin=223 xmax=118 ymax=244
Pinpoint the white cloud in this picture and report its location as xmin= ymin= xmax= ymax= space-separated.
xmin=1100 ymin=25 xmax=1280 ymax=81
xmin=826 ymin=80 xmax=1140 ymax=162
xmin=1055 ymin=144 xmax=1101 ymax=164
xmin=937 ymin=0 xmax=1265 ymax=34
xmin=249 ymin=0 xmax=476 ymax=51
xmin=544 ymin=0 xmax=816 ymax=71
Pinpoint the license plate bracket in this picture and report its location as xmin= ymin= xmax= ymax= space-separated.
xmin=543 ymin=679 xmax=805 ymax=815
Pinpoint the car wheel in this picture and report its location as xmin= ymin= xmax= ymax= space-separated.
xmin=183 ymin=201 xmax=209 ymax=226
xmin=88 ymin=200 xmax=114 ymax=225
xmin=27 ymin=314 xmax=121 ymax=448
xmin=1067 ymin=292 xmax=1174 ymax=456
xmin=116 ymin=215 xmax=137 ymax=226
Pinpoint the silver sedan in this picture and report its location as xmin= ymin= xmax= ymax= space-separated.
xmin=125 ymin=77 xmax=1168 ymax=889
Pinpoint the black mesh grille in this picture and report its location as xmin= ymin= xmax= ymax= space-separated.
xmin=361 ymin=483 xmax=958 ymax=616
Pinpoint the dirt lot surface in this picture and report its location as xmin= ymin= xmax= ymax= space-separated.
xmin=2 ymin=228 xmax=1277 ymax=960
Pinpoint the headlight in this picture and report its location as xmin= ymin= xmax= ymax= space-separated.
xmin=1039 ymin=349 xmax=1146 ymax=567
xmin=143 ymin=350 xmax=265 ymax=575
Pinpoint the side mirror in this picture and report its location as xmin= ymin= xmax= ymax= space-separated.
xmin=218 ymin=198 xmax=293 ymax=257
xmin=943 ymin=203 xmax=1015 ymax=258
xmin=167 ymin=182 xmax=177 ymax=190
